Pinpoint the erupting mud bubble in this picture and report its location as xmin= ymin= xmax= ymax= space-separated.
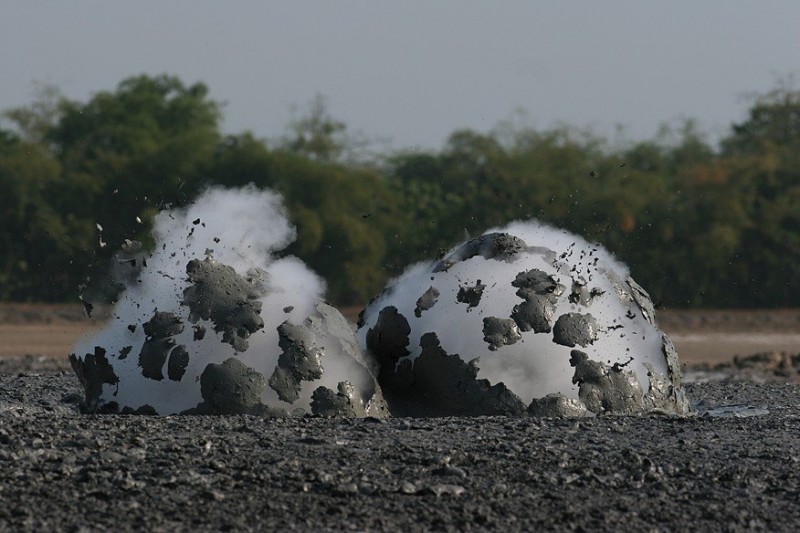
xmin=358 ymin=221 xmax=691 ymax=417
xmin=70 ymin=186 xmax=386 ymax=417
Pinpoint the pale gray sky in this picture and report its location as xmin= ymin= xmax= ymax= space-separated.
xmin=2 ymin=1 xmax=799 ymax=151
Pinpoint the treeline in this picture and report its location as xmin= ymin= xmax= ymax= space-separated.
xmin=1 ymin=74 xmax=798 ymax=307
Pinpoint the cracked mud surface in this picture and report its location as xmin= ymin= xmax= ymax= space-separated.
xmin=1 ymin=362 xmax=799 ymax=531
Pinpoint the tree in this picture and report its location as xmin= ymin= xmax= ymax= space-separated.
xmin=723 ymin=81 xmax=800 ymax=157
xmin=714 ymin=82 xmax=800 ymax=305
xmin=267 ymin=151 xmax=398 ymax=304
xmin=283 ymin=94 xmax=348 ymax=163
xmin=0 ymin=133 xmax=86 ymax=300
xmin=48 ymin=74 xmax=223 ymax=252
xmin=2 ymin=83 xmax=63 ymax=145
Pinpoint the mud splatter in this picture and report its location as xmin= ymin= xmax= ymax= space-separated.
xmin=482 ymin=317 xmax=522 ymax=351
xmin=553 ymin=312 xmax=598 ymax=348
xmin=456 ymin=280 xmax=486 ymax=310
xmin=433 ymin=232 xmax=527 ymax=272
xmin=414 ymin=286 xmax=440 ymax=318
xmin=268 ymin=322 xmax=324 ymax=403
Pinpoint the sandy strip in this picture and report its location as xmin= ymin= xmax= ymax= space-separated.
xmin=1 ymin=321 xmax=799 ymax=365
xmin=0 ymin=323 xmax=106 ymax=358
xmin=667 ymin=332 xmax=800 ymax=364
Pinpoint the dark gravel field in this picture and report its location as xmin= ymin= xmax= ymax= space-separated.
xmin=1 ymin=358 xmax=799 ymax=532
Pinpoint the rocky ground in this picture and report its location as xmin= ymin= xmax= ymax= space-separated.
xmin=0 ymin=358 xmax=798 ymax=531
xmin=1 ymin=306 xmax=800 ymax=530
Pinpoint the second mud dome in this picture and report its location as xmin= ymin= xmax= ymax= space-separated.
xmin=358 ymin=221 xmax=691 ymax=417
xmin=70 ymin=187 xmax=385 ymax=417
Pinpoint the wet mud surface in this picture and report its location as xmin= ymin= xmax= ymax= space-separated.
xmin=1 ymin=362 xmax=800 ymax=531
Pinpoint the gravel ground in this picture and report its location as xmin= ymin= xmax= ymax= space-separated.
xmin=1 ymin=359 xmax=800 ymax=531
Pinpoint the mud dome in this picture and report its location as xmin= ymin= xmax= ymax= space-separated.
xmin=357 ymin=222 xmax=691 ymax=417
xmin=70 ymin=186 xmax=386 ymax=417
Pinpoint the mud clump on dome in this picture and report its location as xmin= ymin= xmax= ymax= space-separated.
xmin=414 ymin=286 xmax=440 ymax=318
xmin=137 ymin=311 xmax=187 ymax=381
xmin=69 ymin=347 xmax=119 ymax=413
xmin=268 ymin=322 xmax=325 ymax=403
xmin=552 ymin=312 xmax=599 ymax=348
xmin=482 ymin=317 xmax=522 ymax=351
xmin=182 ymin=258 xmax=266 ymax=352
xmin=187 ymin=357 xmax=271 ymax=415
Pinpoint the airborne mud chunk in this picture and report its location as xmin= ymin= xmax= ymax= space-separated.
xmin=194 ymin=358 xmax=267 ymax=415
xmin=142 ymin=311 xmax=184 ymax=338
xmin=69 ymin=346 xmax=120 ymax=413
xmin=138 ymin=341 xmax=171 ymax=380
xmin=414 ymin=286 xmax=440 ymax=318
xmin=482 ymin=317 xmax=522 ymax=351
xmin=511 ymin=268 xmax=565 ymax=333
xmin=433 ymin=232 xmax=527 ymax=272
xmin=456 ymin=280 xmax=486 ymax=310
xmin=182 ymin=258 xmax=266 ymax=352
xmin=553 ymin=312 xmax=598 ymax=347
xmin=138 ymin=311 xmax=185 ymax=381
xmin=167 ymin=345 xmax=190 ymax=381
xmin=110 ymin=239 xmax=146 ymax=287
xmin=268 ymin=322 xmax=324 ymax=403
xmin=366 ymin=306 xmax=411 ymax=371
xmin=381 ymin=332 xmax=526 ymax=417
xmin=118 ymin=346 xmax=132 ymax=360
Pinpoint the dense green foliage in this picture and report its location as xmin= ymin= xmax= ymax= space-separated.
xmin=1 ymin=74 xmax=798 ymax=307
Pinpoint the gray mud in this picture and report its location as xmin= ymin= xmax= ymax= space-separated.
xmin=1 ymin=359 xmax=799 ymax=531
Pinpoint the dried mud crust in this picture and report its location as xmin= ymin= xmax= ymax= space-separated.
xmin=0 ymin=373 xmax=799 ymax=532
